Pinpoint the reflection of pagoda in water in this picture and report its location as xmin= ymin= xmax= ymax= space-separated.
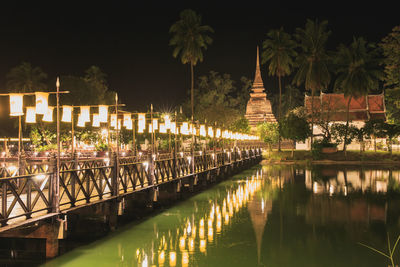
xmin=245 ymin=47 xmax=276 ymax=130
xmin=248 ymin=193 xmax=272 ymax=264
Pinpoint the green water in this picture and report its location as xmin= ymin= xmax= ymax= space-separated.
xmin=42 ymin=164 xmax=400 ymax=266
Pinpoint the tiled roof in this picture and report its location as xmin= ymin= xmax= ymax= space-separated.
xmin=305 ymin=93 xmax=386 ymax=122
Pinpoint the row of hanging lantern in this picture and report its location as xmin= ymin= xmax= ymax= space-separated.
xmin=9 ymin=93 xmax=258 ymax=141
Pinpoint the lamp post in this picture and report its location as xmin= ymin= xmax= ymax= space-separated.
xmin=55 ymin=77 xmax=61 ymax=213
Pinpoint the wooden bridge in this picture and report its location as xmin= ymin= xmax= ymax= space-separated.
xmin=0 ymin=147 xmax=262 ymax=258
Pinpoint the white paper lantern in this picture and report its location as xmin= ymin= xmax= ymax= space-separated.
xmin=92 ymin=114 xmax=100 ymax=127
xmin=61 ymin=106 xmax=73 ymax=122
xmin=80 ymin=106 xmax=90 ymax=122
xmin=9 ymin=94 xmax=24 ymax=116
xmin=25 ymin=107 xmax=36 ymax=123
xmin=98 ymin=105 xmax=108 ymax=123
xmin=35 ymin=92 xmax=49 ymax=115
xmin=42 ymin=107 xmax=54 ymax=122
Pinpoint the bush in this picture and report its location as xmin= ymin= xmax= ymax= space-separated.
xmin=311 ymin=139 xmax=337 ymax=159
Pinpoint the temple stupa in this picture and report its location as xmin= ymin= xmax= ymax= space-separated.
xmin=245 ymin=47 xmax=276 ymax=130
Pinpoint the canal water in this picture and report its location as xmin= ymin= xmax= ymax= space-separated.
xmin=36 ymin=163 xmax=400 ymax=266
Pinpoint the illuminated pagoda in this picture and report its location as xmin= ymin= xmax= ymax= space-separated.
xmin=245 ymin=46 xmax=276 ymax=130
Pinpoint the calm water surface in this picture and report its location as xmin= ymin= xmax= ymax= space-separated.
xmin=42 ymin=163 xmax=400 ymax=266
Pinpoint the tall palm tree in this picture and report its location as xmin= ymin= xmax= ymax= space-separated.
xmin=293 ymin=19 xmax=331 ymax=146
xmin=169 ymin=9 xmax=213 ymax=120
xmin=334 ymin=37 xmax=382 ymax=154
xmin=6 ymin=62 xmax=48 ymax=92
xmin=262 ymin=27 xmax=297 ymax=151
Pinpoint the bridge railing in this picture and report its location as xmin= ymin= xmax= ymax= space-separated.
xmin=0 ymin=148 xmax=262 ymax=226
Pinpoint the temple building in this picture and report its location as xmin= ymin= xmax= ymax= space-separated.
xmin=297 ymin=92 xmax=386 ymax=150
xmin=245 ymin=47 xmax=276 ymax=130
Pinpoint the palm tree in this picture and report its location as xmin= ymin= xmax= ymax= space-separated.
xmin=293 ymin=19 xmax=331 ymax=146
xmin=6 ymin=62 xmax=48 ymax=92
xmin=169 ymin=9 xmax=213 ymax=120
xmin=262 ymin=28 xmax=297 ymax=151
xmin=334 ymin=37 xmax=382 ymax=154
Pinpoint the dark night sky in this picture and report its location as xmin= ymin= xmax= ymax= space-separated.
xmin=1 ymin=1 xmax=399 ymax=111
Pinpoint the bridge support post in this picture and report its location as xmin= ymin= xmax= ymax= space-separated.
xmin=111 ymin=152 xmax=119 ymax=196
xmin=49 ymin=155 xmax=59 ymax=213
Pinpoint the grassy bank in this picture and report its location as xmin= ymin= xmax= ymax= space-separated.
xmin=263 ymin=149 xmax=400 ymax=164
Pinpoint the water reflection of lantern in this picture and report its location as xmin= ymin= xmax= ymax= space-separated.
xmin=138 ymin=113 xmax=146 ymax=133
xmin=61 ymin=105 xmax=73 ymax=122
xmin=169 ymin=251 xmax=176 ymax=267
xmin=158 ymin=250 xmax=165 ymax=266
xmin=25 ymin=107 xmax=36 ymax=123
xmin=200 ymin=239 xmax=206 ymax=253
xmin=188 ymin=237 xmax=195 ymax=252
xmin=179 ymin=236 xmax=185 ymax=251
xmin=208 ymin=225 xmax=214 ymax=242
xmin=35 ymin=92 xmax=49 ymax=115
xmin=42 ymin=107 xmax=54 ymax=122
xmin=92 ymin=114 xmax=100 ymax=127
xmin=98 ymin=105 xmax=108 ymax=123
xmin=80 ymin=106 xmax=90 ymax=122
xmin=182 ymin=251 xmax=189 ymax=267
xmin=9 ymin=94 xmax=24 ymax=116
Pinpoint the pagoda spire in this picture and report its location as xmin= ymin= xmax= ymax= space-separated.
xmin=252 ymin=46 xmax=265 ymax=91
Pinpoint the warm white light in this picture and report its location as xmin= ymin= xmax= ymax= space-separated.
xmin=110 ymin=114 xmax=117 ymax=128
xmin=164 ymin=115 xmax=171 ymax=129
xmin=123 ymin=114 xmax=131 ymax=128
xmin=159 ymin=123 xmax=166 ymax=133
xmin=216 ymin=128 xmax=221 ymax=138
xmin=200 ymin=125 xmax=206 ymax=137
xmin=98 ymin=105 xmax=108 ymax=123
xmin=170 ymin=122 xmax=176 ymax=134
xmin=35 ymin=92 xmax=49 ymax=115
xmin=77 ymin=114 xmax=86 ymax=127
xmin=152 ymin=118 xmax=158 ymax=131
xmin=138 ymin=113 xmax=146 ymax=133
xmin=25 ymin=107 xmax=36 ymax=123
xmin=208 ymin=126 xmax=214 ymax=138
xmin=9 ymin=94 xmax=24 ymax=116
xmin=61 ymin=105 xmax=73 ymax=122
xmin=181 ymin=122 xmax=189 ymax=135
xmin=80 ymin=106 xmax=90 ymax=122
xmin=42 ymin=107 xmax=54 ymax=122
xmin=92 ymin=114 xmax=100 ymax=127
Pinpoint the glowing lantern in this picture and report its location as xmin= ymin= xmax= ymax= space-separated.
xmin=152 ymin=119 xmax=158 ymax=131
xmin=92 ymin=114 xmax=100 ymax=127
xmin=61 ymin=106 xmax=73 ymax=122
xmin=9 ymin=94 xmax=24 ymax=116
xmin=80 ymin=106 xmax=90 ymax=122
xmin=98 ymin=105 xmax=108 ymax=123
xmin=164 ymin=115 xmax=171 ymax=129
xmin=116 ymin=119 xmax=121 ymax=130
xmin=43 ymin=107 xmax=54 ymax=122
xmin=170 ymin=122 xmax=176 ymax=134
xmin=110 ymin=114 xmax=117 ymax=128
xmin=199 ymin=125 xmax=206 ymax=137
xmin=123 ymin=114 xmax=131 ymax=128
xmin=192 ymin=125 xmax=197 ymax=135
xmin=138 ymin=113 xmax=146 ymax=133
xmin=148 ymin=124 xmax=153 ymax=133
xmin=25 ymin=107 xmax=36 ymax=123
xmin=181 ymin=122 xmax=189 ymax=135
xmin=216 ymin=128 xmax=221 ymax=138
xmin=35 ymin=92 xmax=49 ymax=115
xmin=159 ymin=123 xmax=166 ymax=133
xmin=208 ymin=127 xmax=214 ymax=138
xmin=77 ymin=114 xmax=86 ymax=127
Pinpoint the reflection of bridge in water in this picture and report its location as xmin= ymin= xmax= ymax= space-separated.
xmin=0 ymin=148 xmax=262 ymax=258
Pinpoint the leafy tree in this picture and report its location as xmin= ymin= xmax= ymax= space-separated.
xmin=262 ymin=27 xmax=297 ymax=151
xmin=293 ymin=19 xmax=331 ymax=146
xmin=330 ymin=123 xmax=357 ymax=149
xmin=257 ymin=122 xmax=279 ymax=151
xmin=229 ymin=117 xmax=251 ymax=134
xmin=351 ymin=127 xmax=368 ymax=153
xmin=333 ymin=37 xmax=382 ymax=154
xmin=83 ymin=66 xmax=113 ymax=104
xmin=185 ymin=71 xmax=245 ymax=127
xmin=382 ymin=123 xmax=400 ymax=154
xmin=6 ymin=62 xmax=48 ymax=93
xmin=363 ymin=119 xmax=386 ymax=152
xmin=169 ymin=9 xmax=214 ymax=120
xmin=280 ymin=113 xmax=311 ymax=156
xmin=380 ymin=26 xmax=400 ymax=123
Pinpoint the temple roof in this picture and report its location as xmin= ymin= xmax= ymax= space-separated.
xmin=251 ymin=46 xmax=265 ymax=91
xmin=304 ymin=93 xmax=386 ymax=121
